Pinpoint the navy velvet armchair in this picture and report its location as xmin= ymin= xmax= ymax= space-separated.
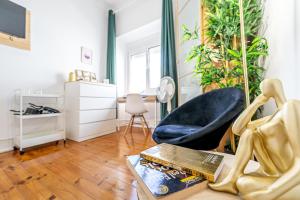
xmin=153 ymin=88 xmax=245 ymax=150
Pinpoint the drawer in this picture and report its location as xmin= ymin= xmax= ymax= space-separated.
xmin=80 ymin=97 xmax=116 ymax=110
xmin=80 ymin=109 xmax=116 ymax=124
xmin=80 ymin=83 xmax=116 ymax=98
xmin=79 ymin=120 xmax=116 ymax=138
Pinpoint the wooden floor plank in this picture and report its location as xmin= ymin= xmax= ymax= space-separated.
xmin=0 ymin=129 xmax=155 ymax=200
xmin=21 ymin=159 xmax=95 ymax=200
xmin=0 ymin=169 xmax=24 ymax=200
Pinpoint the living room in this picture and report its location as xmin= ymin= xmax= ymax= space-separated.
xmin=0 ymin=0 xmax=299 ymax=199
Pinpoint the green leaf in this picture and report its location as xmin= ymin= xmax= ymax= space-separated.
xmin=227 ymin=49 xmax=241 ymax=58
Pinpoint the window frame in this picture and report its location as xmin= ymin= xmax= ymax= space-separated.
xmin=127 ymin=44 xmax=161 ymax=94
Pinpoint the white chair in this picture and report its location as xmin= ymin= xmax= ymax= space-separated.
xmin=123 ymin=94 xmax=150 ymax=137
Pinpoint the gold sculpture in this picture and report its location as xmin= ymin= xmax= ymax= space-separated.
xmin=209 ymin=79 xmax=300 ymax=200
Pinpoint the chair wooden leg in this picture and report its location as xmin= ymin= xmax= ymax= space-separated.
xmin=217 ymin=129 xmax=228 ymax=152
xmin=141 ymin=115 xmax=150 ymax=134
xmin=229 ymin=128 xmax=236 ymax=153
xmin=123 ymin=116 xmax=133 ymax=137
xmin=217 ymin=125 xmax=235 ymax=153
xmin=142 ymin=115 xmax=152 ymax=144
xmin=130 ymin=115 xmax=135 ymax=137
xmin=140 ymin=117 xmax=148 ymax=137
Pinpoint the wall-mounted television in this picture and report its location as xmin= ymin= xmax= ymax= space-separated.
xmin=0 ymin=0 xmax=30 ymax=50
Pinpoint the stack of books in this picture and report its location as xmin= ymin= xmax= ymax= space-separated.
xmin=127 ymin=143 xmax=224 ymax=200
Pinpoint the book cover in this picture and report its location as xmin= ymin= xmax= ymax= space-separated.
xmin=127 ymin=155 xmax=206 ymax=200
xmin=140 ymin=143 xmax=224 ymax=182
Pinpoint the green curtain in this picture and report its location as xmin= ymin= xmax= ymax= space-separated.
xmin=106 ymin=10 xmax=116 ymax=84
xmin=161 ymin=0 xmax=178 ymax=119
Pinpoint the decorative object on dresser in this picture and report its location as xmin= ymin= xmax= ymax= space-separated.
xmin=82 ymin=71 xmax=91 ymax=82
xmin=90 ymin=73 xmax=97 ymax=82
xmin=68 ymin=72 xmax=76 ymax=82
xmin=73 ymin=70 xmax=97 ymax=82
xmin=103 ymin=79 xmax=110 ymax=84
xmin=75 ymin=70 xmax=84 ymax=81
xmin=11 ymin=89 xmax=65 ymax=155
xmin=65 ymin=81 xmax=117 ymax=142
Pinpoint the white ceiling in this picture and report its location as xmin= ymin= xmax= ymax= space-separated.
xmin=117 ymin=19 xmax=161 ymax=44
xmin=104 ymin=0 xmax=137 ymax=10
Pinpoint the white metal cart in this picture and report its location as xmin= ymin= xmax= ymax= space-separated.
xmin=12 ymin=90 xmax=66 ymax=155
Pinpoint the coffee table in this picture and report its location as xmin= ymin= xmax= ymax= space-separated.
xmin=136 ymin=152 xmax=259 ymax=200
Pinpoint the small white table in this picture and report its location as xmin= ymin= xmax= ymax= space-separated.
xmin=136 ymin=152 xmax=259 ymax=200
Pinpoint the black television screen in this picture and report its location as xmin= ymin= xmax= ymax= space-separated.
xmin=0 ymin=0 xmax=26 ymax=38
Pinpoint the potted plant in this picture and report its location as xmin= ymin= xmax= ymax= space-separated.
xmin=183 ymin=0 xmax=268 ymax=105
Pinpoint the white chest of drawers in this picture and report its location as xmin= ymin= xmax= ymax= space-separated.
xmin=65 ymin=81 xmax=117 ymax=142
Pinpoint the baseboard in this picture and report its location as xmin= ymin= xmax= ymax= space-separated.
xmin=0 ymin=138 xmax=13 ymax=153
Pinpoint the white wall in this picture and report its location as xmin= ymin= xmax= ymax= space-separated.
xmin=116 ymin=39 xmax=127 ymax=97
xmin=0 ymin=0 xmax=110 ymax=152
xmin=176 ymin=0 xmax=202 ymax=105
xmin=263 ymin=0 xmax=297 ymax=99
xmin=263 ymin=0 xmax=299 ymax=114
xmin=116 ymin=0 xmax=161 ymax=36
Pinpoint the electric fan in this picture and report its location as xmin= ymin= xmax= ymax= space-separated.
xmin=157 ymin=76 xmax=176 ymax=113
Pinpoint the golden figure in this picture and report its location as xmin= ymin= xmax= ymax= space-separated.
xmin=209 ymin=79 xmax=300 ymax=200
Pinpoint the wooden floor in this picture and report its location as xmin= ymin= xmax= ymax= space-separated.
xmin=0 ymin=129 xmax=155 ymax=200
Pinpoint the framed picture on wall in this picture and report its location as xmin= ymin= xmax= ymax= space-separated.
xmin=81 ymin=47 xmax=93 ymax=65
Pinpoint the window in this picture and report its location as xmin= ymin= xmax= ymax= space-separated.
xmin=129 ymin=53 xmax=147 ymax=93
xmin=128 ymin=46 xmax=161 ymax=93
xmin=149 ymin=46 xmax=161 ymax=89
